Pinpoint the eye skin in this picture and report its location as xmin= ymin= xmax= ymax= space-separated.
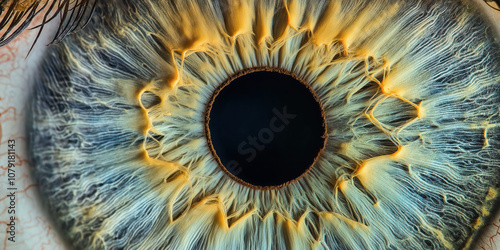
xmin=0 ymin=0 xmax=498 ymax=250
xmin=0 ymin=19 xmax=69 ymax=248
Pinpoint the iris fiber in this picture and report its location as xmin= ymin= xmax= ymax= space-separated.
xmin=29 ymin=0 xmax=500 ymax=249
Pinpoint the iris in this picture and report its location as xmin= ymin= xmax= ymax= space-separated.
xmin=26 ymin=0 xmax=500 ymax=249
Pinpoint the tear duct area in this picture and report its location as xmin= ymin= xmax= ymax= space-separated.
xmin=205 ymin=68 xmax=327 ymax=188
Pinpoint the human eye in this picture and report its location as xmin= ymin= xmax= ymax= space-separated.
xmin=1 ymin=0 xmax=500 ymax=249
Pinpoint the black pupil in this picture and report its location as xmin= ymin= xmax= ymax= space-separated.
xmin=208 ymin=70 xmax=326 ymax=187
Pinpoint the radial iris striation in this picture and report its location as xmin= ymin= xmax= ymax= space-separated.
xmin=29 ymin=0 xmax=500 ymax=249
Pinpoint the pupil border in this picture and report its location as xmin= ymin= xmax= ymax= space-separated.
xmin=203 ymin=67 xmax=328 ymax=190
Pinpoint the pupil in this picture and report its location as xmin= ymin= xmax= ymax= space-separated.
xmin=206 ymin=69 xmax=327 ymax=188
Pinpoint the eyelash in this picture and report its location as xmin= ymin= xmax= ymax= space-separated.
xmin=483 ymin=0 xmax=500 ymax=11
xmin=0 ymin=0 xmax=98 ymax=54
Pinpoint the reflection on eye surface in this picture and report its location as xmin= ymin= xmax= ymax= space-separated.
xmin=1 ymin=0 xmax=500 ymax=249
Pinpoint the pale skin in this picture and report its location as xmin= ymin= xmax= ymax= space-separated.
xmin=0 ymin=1 xmax=498 ymax=249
